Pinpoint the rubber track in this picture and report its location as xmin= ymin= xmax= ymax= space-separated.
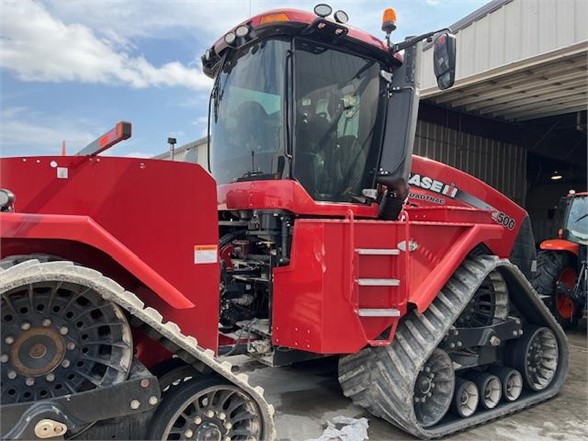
xmin=338 ymin=255 xmax=569 ymax=439
xmin=0 ymin=260 xmax=276 ymax=441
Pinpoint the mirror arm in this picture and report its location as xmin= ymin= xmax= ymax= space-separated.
xmin=391 ymin=27 xmax=452 ymax=53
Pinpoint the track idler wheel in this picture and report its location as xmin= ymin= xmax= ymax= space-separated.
xmin=451 ymin=378 xmax=479 ymax=418
xmin=509 ymin=325 xmax=559 ymax=392
xmin=148 ymin=375 xmax=263 ymax=440
xmin=489 ymin=366 xmax=523 ymax=402
xmin=151 ymin=358 xmax=202 ymax=393
xmin=466 ymin=372 xmax=501 ymax=410
xmin=413 ymin=349 xmax=455 ymax=428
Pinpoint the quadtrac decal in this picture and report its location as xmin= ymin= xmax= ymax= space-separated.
xmin=407 ymin=191 xmax=446 ymax=205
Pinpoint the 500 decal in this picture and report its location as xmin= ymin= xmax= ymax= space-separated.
xmin=493 ymin=211 xmax=516 ymax=230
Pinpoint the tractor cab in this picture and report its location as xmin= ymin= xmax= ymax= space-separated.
xmin=202 ymin=5 xmax=456 ymax=217
xmin=560 ymin=192 xmax=588 ymax=246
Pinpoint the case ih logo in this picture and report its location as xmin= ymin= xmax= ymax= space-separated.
xmin=408 ymin=174 xmax=458 ymax=198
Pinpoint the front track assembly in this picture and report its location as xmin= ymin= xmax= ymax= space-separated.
xmin=339 ymin=256 xmax=569 ymax=439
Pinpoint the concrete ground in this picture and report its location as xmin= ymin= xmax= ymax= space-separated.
xmin=238 ymin=325 xmax=587 ymax=441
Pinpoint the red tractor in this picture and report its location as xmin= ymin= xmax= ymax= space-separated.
xmin=0 ymin=5 xmax=568 ymax=440
xmin=533 ymin=192 xmax=587 ymax=329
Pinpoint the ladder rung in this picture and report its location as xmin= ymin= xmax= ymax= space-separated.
xmin=356 ymin=248 xmax=400 ymax=256
xmin=358 ymin=308 xmax=401 ymax=317
xmin=357 ymin=278 xmax=400 ymax=287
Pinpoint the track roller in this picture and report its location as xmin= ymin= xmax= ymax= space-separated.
xmin=465 ymin=372 xmax=501 ymax=410
xmin=451 ymin=378 xmax=479 ymax=418
xmin=489 ymin=366 xmax=523 ymax=402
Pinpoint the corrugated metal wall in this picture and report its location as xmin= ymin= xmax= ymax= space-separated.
xmin=421 ymin=0 xmax=588 ymax=91
xmin=415 ymin=120 xmax=527 ymax=205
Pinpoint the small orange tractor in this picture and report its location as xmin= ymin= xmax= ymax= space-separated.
xmin=533 ymin=192 xmax=587 ymax=329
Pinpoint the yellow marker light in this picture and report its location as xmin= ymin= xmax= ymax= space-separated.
xmin=259 ymin=13 xmax=290 ymax=25
xmin=382 ymin=8 xmax=397 ymax=33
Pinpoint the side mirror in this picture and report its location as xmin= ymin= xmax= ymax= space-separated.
xmin=433 ymin=32 xmax=456 ymax=90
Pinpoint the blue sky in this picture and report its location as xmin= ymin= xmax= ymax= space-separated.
xmin=0 ymin=0 xmax=487 ymax=158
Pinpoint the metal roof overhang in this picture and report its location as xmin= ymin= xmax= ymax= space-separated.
xmin=422 ymin=41 xmax=587 ymax=122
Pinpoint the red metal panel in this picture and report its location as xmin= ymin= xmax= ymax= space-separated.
xmin=0 ymin=214 xmax=194 ymax=309
xmin=273 ymin=218 xmax=407 ymax=354
xmin=218 ymin=180 xmax=379 ymax=218
xmin=540 ymin=239 xmax=579 ymax=256
xmin=0 ymin=156 xmax=220 ymax=353
xmin=273 ymin=214 xmax=504 ymax=354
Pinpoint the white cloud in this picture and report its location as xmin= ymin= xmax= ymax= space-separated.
xmin=42 ymin=0 xmax=254 ymax=42
xmin=0 ymin=0 xmax=212 ymax=90
xmin=40 ymin=1 xmax=427 ymax=48
xmin=0 ymin=107 xmax=98 ymax=156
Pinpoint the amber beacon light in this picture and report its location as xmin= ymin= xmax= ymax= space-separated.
xmin=382 ymin=8 xmax=397 ymax=33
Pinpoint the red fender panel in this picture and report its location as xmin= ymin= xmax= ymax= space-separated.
xmin=540 ymin=239 xmax=579 ymax=256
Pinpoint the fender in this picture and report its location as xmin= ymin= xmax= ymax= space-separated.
xmin=0 ymin=212 xmax=194 ymax=309
xmin=409 ymin=156 xmax=528 ymax=259
xmin=408 ymin=222 xmax=504 ymax=312
xmin=540 ymin=239 xmax=579 ymax=256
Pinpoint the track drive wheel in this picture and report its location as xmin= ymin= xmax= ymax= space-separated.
xmin=148 ymin=375 xmax=263 ymax=440
xmin=1 ymin=258 xmax=133 ymax=407
xmin=508 ymin=325 xmax=559 ymax=392
xmin=532 ymin=251 xmax=578 ymax=329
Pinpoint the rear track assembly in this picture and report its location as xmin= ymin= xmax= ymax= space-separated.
xmin=339 ymin=256 xmax=569 ymax=438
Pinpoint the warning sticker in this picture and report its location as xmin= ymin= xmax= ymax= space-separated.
xmin=194 ymin=245 xmax=218 ymax=264
xmin=57 ymin=167 xmax=69 ymax=179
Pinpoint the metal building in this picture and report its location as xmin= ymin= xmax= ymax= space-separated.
xmin=416 ymin=0 xmax=587 ymax=240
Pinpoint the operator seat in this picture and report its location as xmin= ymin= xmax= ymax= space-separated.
xmin=237 ymin=101 xmax=269 ymax=151
xmin=295 ymin=112 xmax=331 ymax=199
xmin=325 ymin=135 xmax=365 ymax=199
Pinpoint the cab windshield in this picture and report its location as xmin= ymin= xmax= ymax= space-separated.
xmin=293 ymin=39 xmax=384 ymax=202
xmin=210 ymin=39 xmax=288 ymax=184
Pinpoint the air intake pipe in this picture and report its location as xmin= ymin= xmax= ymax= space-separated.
xmin=377 ymin=41 xmax=422 ymax=220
